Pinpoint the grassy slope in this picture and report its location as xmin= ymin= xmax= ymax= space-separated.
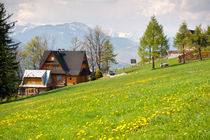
xmin=0 ymin=58 xmax=209 ymax=140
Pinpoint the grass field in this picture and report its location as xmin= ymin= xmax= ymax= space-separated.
xmin=0 ymin=58 xmax=209 ymax=139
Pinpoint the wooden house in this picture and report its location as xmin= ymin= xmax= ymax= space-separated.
xmin=39 ymin=50 xmax=90 ymax=87
xmin=19 ymin=70 xmax=51 ymax=96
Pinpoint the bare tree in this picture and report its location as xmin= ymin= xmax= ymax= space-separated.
xmin=92 ymin=26 xmax=108 ymax=70
xmin=84 ymin=26 xmax=114 ymax=72
xmin=84 ymin=29 xmax=96 ymax=72
xmin=50 ymin=36 xmax=56 ymax=50
xmin=70 ymin=37 xmax=81 ymax=51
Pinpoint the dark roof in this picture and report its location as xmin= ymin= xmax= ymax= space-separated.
xmin=40 ymin=51 xmax=90 ymax=76
xmin=189 ymin=30 xmax=194 ymax=34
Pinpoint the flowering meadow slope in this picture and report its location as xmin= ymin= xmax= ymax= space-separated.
xmin=0 ymin=59 xmax=209 ymax=139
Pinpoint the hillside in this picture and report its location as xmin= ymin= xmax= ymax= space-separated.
xmin=0 ymin=59 xmax=209 ymax=139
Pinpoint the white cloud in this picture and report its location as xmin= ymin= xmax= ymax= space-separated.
xmin=2 ymin=0 xmax=210 ymax=37
xmin=134 ymin=0 xmax=176 ymax=17
xmin=17 ymin=3 xmax=36 ymax=24
xmin=176 ymin=0 xmax=210 ymax=23
xmin=55 ymin=0 xmax=70 ymax=5
xmin=179 ymin=11 xmax=205 ymax=20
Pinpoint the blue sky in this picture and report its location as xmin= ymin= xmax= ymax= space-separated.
xmin=2 ymin=0 xmax=210 ymax=38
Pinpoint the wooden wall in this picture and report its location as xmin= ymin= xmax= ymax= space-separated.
xmin=24 ymin=88 xmax=47 ymax=96
xmin=178 ymin=51 xmax=210 ymax=63
xmin=67 ymin=75 xmax=88 ymax=86
xmin=40 ymin=52 xmax=63 ymax=71
xmin=41 ymin=63 xmax=62 ymax=70
xmin=81 ymin=55 xmax=89 ymax=69
xmin=51 ymin=74 xmax=66 ymax=86
xmin=24 ymin=78 xmax=43 ymax=85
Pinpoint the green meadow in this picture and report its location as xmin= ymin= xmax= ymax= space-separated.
xmin=0 ymin=58 xmax=209 ymax=140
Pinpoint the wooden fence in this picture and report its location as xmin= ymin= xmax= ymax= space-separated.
xmin=178 ymin=51 xmax=210 ymax=63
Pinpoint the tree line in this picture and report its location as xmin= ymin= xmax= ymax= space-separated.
xmin=138 ymin=16 xmax=210 ymax=69
xmin=174 ymin=22 xmax=210 ymax=63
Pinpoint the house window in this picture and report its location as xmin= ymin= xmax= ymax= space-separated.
xmin=46 ymin=65 xmax=50 ymax=69
xmin=54 ymin=65 xmax=59 ymax=70
xmin=69 ymin=77 xmax=72 ymax=80
xmin=51 ymin=57 xmax=54 ymax=61
xmin=57 ymin=75 xmax=62 ymax=81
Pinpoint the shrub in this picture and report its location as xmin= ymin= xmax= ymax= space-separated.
xmin=90 ymin=72 xmax=96 ymax=81
xmin=95 ymin=69 xmax=103 ymax=79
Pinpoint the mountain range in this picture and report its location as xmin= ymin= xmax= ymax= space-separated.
xmin=11 ymin=22 xmax=174 ymax=69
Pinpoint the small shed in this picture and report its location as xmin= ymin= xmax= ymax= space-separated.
xmin=19 ymin=70 xmax=51 ymax=96
xmin=131 ymin=59 xmax=137 ymax=65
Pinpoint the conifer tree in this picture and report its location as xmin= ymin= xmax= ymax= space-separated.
xmin=190 ymin=25 xmax=207 ymax=60
xmin=206 ymin=26 xmax=210 ymax=47
xmin=0 ymin=3 xmax=20 ymax=100
xmin=101 ymin=40 xmax=117 ymax=72
xmin=138 ymin=16 xmax=168 ymax=69
xmin=174 ymin=22 xmax=190 ymax=64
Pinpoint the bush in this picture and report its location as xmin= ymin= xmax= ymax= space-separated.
xmin=90 ymin=72 xmax=96 ymax=81
xmin=95 ymin=69 xmax=103 ymax=79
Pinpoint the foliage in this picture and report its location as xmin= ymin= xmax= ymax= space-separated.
xmin=101 ymin=40 xmax=117 ymax=72
xmin=95 ymin=69 xmax=103 ymax=79
xmin=19 ymin=36 xmax=47 ymax=70
xmin=90 ymin=72 xmax=96 ymax=81
xmin=159 ymin=34 xmax=169 ymax=56
xmin=206 ymin=25 xmax=210 ymax=46
xmin=0 ymin=3 xmax=20 ymax=100
xmin=138 ymin=16 xmax=169 ymax=69
xmin=0 ymin=58 xmax=209 ymax=139
xmin=174 ymin=22 xmax=190 ymax=64
xmin=190 ymin=25 xmax=208 ymax=60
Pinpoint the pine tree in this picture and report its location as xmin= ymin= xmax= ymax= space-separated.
xmin=190 ymin=25 xmax=207 ymax=60
xmin=206 ymin=26 xmax=210 ymax=47
xmin=174 ymin=22 xmax=190 ymax=64
xmin=138 ymin=16 xmax=168 ymax=69
xmin=0 ymin=3 xmax=20 ymax=100
xmin=159 ymin=33 xmax=169 ymax=57
xmin=101 ymin=40 xmax=117 ymax=72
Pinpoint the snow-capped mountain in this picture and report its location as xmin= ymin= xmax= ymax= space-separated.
xmin=106 ymin=29 xmax=141 ymax=42
xmin=12 ymin=22 xmax=140 ymax=68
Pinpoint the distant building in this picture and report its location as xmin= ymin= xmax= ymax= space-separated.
xmin=131 ymin=59 xmax=137 ymax=66
xmin=167 ymin=50 xmax=181 ymax=59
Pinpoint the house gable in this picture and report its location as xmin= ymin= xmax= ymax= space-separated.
xmin=40 ymin=52 xmax=64 ymax=71
xmin=79 ymin=53 xmax=90 ymax=75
